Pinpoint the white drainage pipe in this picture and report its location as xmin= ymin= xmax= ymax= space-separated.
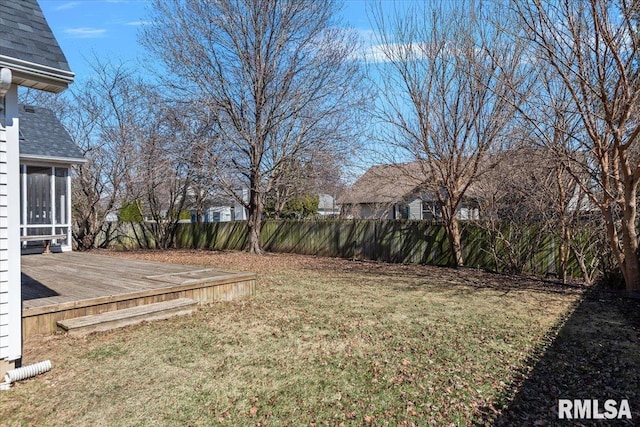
xmin=3 ymin=360 xmax=52 ymax=386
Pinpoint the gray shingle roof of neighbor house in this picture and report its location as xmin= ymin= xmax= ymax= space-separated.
xmin=19 ymin=104 xmax=85 ymax=163
xmin=340 ymin=161 xmax=487 ymax=206
xmin=0 ymin=0 xmax=74 ymax=93
xmin=339 ymin=162 xmax=429 ymax=205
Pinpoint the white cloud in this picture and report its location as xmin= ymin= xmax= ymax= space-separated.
xmin=355 ymin=42 xmax=434 ymax=63
xmin=355 ymin=28 xmax=377 ymax=45
xmin=349 ymin=28 xmax=432 ymax=63
xmin=55 ymin=1 xmax=82 ymax=11
xmin=64 ymin=27 xmax=108 ymax=38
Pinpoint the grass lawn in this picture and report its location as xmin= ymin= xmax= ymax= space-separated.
xmin=1 ymin=250 xmax=639 ymax=426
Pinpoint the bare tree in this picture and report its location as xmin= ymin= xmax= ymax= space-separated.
xmin=476 ymin=141 xmax=602 ymax=283
xmin=514 ymin=0 xmax=640 ymax=291
xmin=142 ymin=0 xmax=366 ymax=253
xmin=473 ymin=143 xmax=553 ymax=276
xmin=23 ymin=59 xmax=218 ymax=250
xmin=266 ymin=150 xmax=346 ymax=218
xmin=522 ymin=70 xmax=604 ymax=284
xmin=187 ymin=124 xmax=220 ymax=225
xmin=370 ymin=0 xmax=531 ymax=266
xmin=127 ymin=92 xmax=210 ymax=249
xmin=43 ymin=60 xmax=144 ymax=250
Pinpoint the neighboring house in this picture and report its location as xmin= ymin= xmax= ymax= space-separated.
xmin=19 ymin=105 xmax=84 ymax=253
xmin=1 ymin=0 xmax=74 ymax=377
xmin=193 ymin=206 xmax=234 ymax=223
xmin=318 ymin=193 xmax=340 ymax=217
xmin=207 ymin=206 xmax=233 ymax=222
xmin=189 ymin=188 xmax=249 ymax=223
xmin=339 ymin=162 xmax=479 ymax=221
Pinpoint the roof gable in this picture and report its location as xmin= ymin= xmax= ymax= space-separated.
xmin=0 ymin=0 xmax=74 ymax=92
xmin=18 ymin=104 xmax=84 ymax=163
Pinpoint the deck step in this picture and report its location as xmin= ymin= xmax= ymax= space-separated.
xmin=56 ymin=298 xmax=197 ymax=336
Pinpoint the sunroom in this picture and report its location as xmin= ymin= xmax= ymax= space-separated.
xmin=18 ymin=104 xmax=84 ymax=253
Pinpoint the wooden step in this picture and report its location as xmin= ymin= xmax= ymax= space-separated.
xmin=56 ymin=298 xmax=197 ymax=336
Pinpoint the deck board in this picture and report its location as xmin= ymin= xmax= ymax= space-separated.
xmin=20 ymin=252 xmax=256 ymax=337
xmin=57 ymin=298 xmax=198 ymax=335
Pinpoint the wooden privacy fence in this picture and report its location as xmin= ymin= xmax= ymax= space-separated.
xmin=103 ymin=219 xmax=588 ymax=276
xmin=172 ymin=220 xmax=454 ymax=264
xmin=262 ymin=220 xmax=454 ymax=265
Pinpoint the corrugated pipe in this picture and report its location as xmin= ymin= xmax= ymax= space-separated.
xmin=1 ymin=360 xmax=52 ymax=389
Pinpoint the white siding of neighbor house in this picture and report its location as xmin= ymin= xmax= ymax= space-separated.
xmin=234 ymin=187 xmax=249 ymax=221
xmin=359 ymin=204 xmax=393 ymax=220
xmin=458 ymin=206 xmax=480 ymax=221
xmin=408 ymin=199 xmax=423 ymax=220
xmin=205 ymin=206 xmax=233 ymax=222
xmin=318 ymin=194 xmax=340 ymax=216
xmin=0 ymin=85 xmax=21 ymax=361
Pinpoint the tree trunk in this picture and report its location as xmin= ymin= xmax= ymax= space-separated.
xmin=602 ymin=200 xmax=640 ymax=291
xmin=620 ymin=214 xmax=640 ymax=291
xmin=247 ymin=187 xmax=263 ymax=254
xmin=621 ymin=246 xmax=640 ymax=292
xmin=248 ymin=218 xmax=262 ymax=254
xmin=556 ymin=165 xmax=569 ymax=284
xmin=622 ymin=182 xmax=640 ymax=291
xmin=446 ymin=213 xmax=464 ymax=268
xmin=571 ymin=244 xmax=595 ymax=285
xmin=559 ymin=220 xmax=570 ymax=284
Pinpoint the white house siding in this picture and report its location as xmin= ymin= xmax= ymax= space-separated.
xmin=458 ymin=206 xmax=480 ymax=221
xmin=0 ymin=85 xmax=20 ymax=362
xmin=234 ymin=187 xmax=249 ymax=221
xmin=318 ymin=194 xmax=340 ymax=216
xmin=0 ymin=114 xmax=7 ymax=360
xmin=205 ymin=206 xmax=233 ymax=222
xmin=408 ymin=199 xmax=423 ymax=220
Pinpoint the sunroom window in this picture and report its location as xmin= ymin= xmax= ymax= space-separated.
xmin=20 ymin=165 xmax=71 ymax=249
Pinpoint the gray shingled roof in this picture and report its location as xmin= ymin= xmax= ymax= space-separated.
xmin=339 ymin=163 xmax=428 ymax=205
xmin=19 ymin=105 xmax=84 ymax=163
xmin=0 ymin=0 xmax=74 ymax=92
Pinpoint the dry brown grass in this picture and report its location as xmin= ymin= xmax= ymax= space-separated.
xmin=2 ymin=250 xmax=627 ymax=426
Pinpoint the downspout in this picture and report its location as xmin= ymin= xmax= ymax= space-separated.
xmin=0 ymin=69 xmax=10 ymax=123
xmin=0 ymin=68 xmax=11 ymax=97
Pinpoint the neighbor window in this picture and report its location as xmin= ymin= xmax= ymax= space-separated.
xmin=422 ymin=201 xmax=441 ymax=220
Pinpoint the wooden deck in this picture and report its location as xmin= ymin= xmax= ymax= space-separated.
xmin=21 ymin=252 xmax=256 ymax=338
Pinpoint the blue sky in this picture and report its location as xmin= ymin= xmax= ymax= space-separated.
xmin=39 ymin=0 xmax=377 ymax=82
